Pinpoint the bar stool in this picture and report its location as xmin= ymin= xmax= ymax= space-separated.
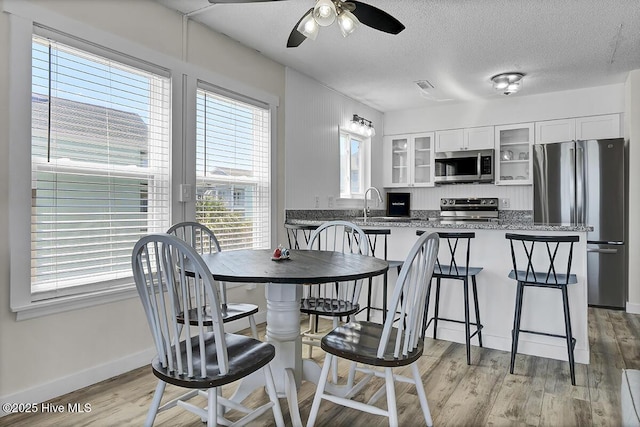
xmin=284 ymin=223 xmax=318 ymax=249
xmin=505 ymin=233 xmax=579 ymax=385
xmin=417 ymin=230 xmax=483 ymax=365
xmin=357 ymin=228 xmax=403 ymax=322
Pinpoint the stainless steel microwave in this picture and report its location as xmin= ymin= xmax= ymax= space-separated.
xmin=434 ymin=150 xmax=494 ymax=184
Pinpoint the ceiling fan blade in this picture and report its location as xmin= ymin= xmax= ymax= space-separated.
xmin=287 ymin=7 xmax=313 ymax=48
xmin=348 ymin=1 xmax=405 ymax=35
xmin=208 ymin=0 xmax=287 ymax=3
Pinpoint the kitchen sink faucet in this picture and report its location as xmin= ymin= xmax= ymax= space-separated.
xmin=363 ymin=186 xmax=383 ymax=222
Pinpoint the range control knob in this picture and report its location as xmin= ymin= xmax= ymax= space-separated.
xmin=481 ymin=199 xmax=487 ymax=205
xmin=489 ymin=199 xmax=496 ymax=205
xmin=441 ymin=200 xmax=447 ymax=205
xmin=449 ymin=199 xmax=455 ymax=205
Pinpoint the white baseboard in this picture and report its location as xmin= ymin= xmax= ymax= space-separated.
xmin=0 ymin=346 xmax=156 ymax=417
xmin=627 ymin=302 xmax=640 ymax=314
xmin=0 ymin=310 xmax=268 ymax=417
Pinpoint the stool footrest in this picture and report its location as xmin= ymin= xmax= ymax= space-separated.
xmin=425 ymin=316 xmax=483 ymax=332
xmin=514 ymin=329 xmax=577 ymax=348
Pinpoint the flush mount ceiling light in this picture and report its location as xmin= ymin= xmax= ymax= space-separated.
xmin=491 ymin=72 xmax=525 ymax=95
xmin=349 ymin=114 xmax=375 ymax=137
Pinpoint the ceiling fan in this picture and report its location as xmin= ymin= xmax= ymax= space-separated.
xmin=208 ymin=0 xmax=405 ymax=48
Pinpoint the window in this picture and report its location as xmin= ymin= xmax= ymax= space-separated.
xmin=195 ymin=86 xmax=271 ymax=251
xmin=339 ymin=130 xmax=368 ymax=198
xmin=30 ymin=33 xmax=171 ymax=299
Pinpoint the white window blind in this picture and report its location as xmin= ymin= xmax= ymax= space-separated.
xmin=31 ymin=34 xmax=171 ymax=299
xmin=195 ymin=87 xmax=270 ymax=251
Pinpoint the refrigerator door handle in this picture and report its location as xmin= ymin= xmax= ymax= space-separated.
xmin=576 ymin=145 xmax=585 ymax=224
xmin=477 ymin=152 xmax=481 ymax=179
xmin=587 ymin=248 xmax=619 ymax=254
xmin=569 ymin=147 xmax=576 ymax=223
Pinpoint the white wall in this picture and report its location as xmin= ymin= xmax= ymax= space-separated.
xmin=625 ymin=71 xmax=640 ymax=312
xmin=0 ymin=0 xmax=285 ymax=406
xmin=285 ymin=68 xmax=384 ymax=210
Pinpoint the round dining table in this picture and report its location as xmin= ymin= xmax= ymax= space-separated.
xmin=194 ymin=248 xmax=389 ymax=427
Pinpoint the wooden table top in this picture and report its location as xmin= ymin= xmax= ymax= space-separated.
xmin=196 ymin=249 xmax=389 ymax=284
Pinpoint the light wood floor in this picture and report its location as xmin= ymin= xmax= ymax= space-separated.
xmin=2 ymin=307 xmax=638 ymax=426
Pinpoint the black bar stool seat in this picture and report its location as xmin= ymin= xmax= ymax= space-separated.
xmin=284 ymin=223 xmax=318 ymax=249
xmin=417 ymin=230 xmax=484 ymax=365
xmin=505 ymin=233 xmax=579 ymax=386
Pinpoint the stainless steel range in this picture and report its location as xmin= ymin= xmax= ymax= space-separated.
xmin=439 ymin=197 xmax=499 ymax=223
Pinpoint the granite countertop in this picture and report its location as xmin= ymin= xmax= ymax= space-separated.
xmin=285 ymin=217 xmax=593 ymax=232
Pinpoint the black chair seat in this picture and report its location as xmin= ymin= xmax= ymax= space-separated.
xmin=152 ymin=332 xmax=275 ymax=389
xmin=321 ymin=321 xmax=424 ymax=367
xmin=434 ymin=265 xmax=483 ymax=278
xmin=178 ymin=302 xmax=259 ymax=326
xmin=300 ymin=297 xmax=359 ymax=317
xmin=508 ymin=269 xmax=577 ymax=285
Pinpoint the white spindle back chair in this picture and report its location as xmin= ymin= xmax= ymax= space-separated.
xmin=167 ymin=221 xmax=259 ymax=338
xmin=132 ymin=233 xmax=283 ymax=427
xmin=306 ymin=231 xmax=440 ymax=427
xmin=301 ymin=221 xmax=370 ymax=357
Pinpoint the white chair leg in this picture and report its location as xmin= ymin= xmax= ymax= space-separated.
xmin=249 ymin=315 xmax=259 ymax=339
xmin=144 ymin=380 xmax=166 ymax=427
xmin=306 ymin=316 xmax=316 ymax=358
xmin=411 ymin=363 xmax=433 ymax=426
xmin=346 ymin=361 xmax=357 ymax=389
xmin=331 ymin=317 xmax=339 ymax=384
xmin=262 ymin=365 xmax=285 ymax=427
xmin=207 ymin=388 xmax=217 ymax=426
xmin=385 ymin=368 xmax=399 ymax=427
xmin=306 ymin=354 xmax=334 ymax=427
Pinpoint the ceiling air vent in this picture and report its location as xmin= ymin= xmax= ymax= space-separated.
xmin=414 ymin=80 xmax=452 ymax=102
xmin=415 ymin=80 xmax=434 ymax=92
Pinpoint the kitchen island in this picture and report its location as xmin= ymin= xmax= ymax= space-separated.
xmin=285 ymin=215 xmax=591 ymax=365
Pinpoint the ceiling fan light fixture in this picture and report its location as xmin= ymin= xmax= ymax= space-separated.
xmin=313 ymin=0 xmax=337 ymax=26
xmin=297 ymin=11 xmax=320 ymax=40
xmin=337 ymin=9 xmax=360 ymax=37
xmin=491 ymin=72 xmax=525 ymax=95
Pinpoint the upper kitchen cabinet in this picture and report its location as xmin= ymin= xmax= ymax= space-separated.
xmin=495 ymin=123 xmax=534 ymax=185
xmin=535 ymin=114 xmax=621 ymax=143
xmin=435 ymin=126 xmax=494 ymax=152
xmin=383 ymin=132 xmax=435 ymax=188
xmin=575 ymin=114 xmax=621 ymax=140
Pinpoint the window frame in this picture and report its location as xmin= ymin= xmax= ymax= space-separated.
xmin=6 ymin=6 xmax=280 ymax=320
xmin=28 ymin=31 xmax=172 ymax=300
xmin=339 ymin=127 xmax=371 ymax=200
xmin=194 ymin=83 xmax=272 ymax=252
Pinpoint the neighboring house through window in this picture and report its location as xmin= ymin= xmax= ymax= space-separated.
xmin=29 ymin=32 xmax=171 ymax=300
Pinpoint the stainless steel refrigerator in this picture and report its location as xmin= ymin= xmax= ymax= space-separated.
xmin=533 ymin=138 xmax=627 ymax=309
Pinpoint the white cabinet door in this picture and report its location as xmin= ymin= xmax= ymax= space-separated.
xmin=412 ymin=133 xmax=435 ymax=187
xmin=383 ymin=136 xmax=410 ymax=187
xmin=435 ymin=129 xmax=464 ymax=152
xmin=576 ymin=114 xmax=621 ymax=140
xmin=383 ymin=133 xmax=435 ymax=188
xmin=495 ymin=123 xmax=534 ymax=186
xmin=465 ymin=126 xmax=495 ymax=150
xmin=535 ymin=119 xmax=575 ymax=143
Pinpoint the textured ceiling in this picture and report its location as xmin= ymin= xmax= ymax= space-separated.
xmin=155 ymin=0 xmax=640 ymax=112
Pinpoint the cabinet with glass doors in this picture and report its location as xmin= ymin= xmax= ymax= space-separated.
xmin=383 ymin=132 xmax=435 ymax=188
